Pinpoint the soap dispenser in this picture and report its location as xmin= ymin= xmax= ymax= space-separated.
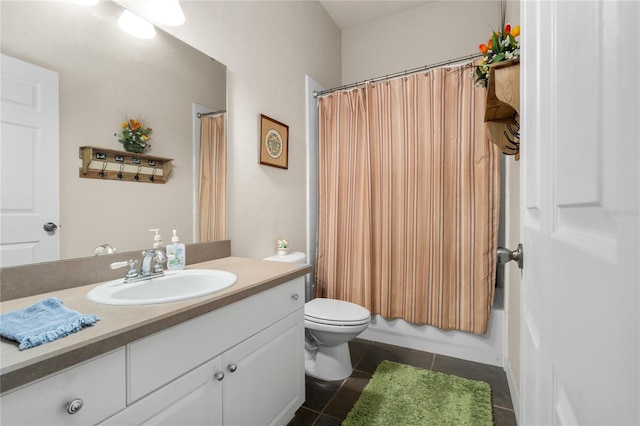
xmin=166 ymin=229 xmax=186 ymax=270
xmin=149 ymin=229 xmax=163 ymax=248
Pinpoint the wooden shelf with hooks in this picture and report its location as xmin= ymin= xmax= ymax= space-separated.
xmin=78 ymin=146 xmax=173 ymax=184
xmin=484 ymin=59 xmax=520 ymax=160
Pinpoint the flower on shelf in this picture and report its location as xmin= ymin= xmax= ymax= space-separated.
xmin=115 ymin=117 xmax=152 ymax=153
xmin=474 ymin=23 xmax=520 ymax=88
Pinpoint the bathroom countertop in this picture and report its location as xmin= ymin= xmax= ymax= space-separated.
xmin=0 ymin=256 xmax=311 ymax=394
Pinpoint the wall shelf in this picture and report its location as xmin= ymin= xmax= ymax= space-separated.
xmin=484 ymin=59 xmax=520 ymax=160
xmin=79 ymin=146 xmax=173 ymax=184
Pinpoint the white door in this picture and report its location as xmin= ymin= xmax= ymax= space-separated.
xmin=0 ymin=54 xmax=59 ymax=267
xmin=520 ymin=1 xmax=639 ymax=425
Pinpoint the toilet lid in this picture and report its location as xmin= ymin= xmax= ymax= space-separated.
xmin=262 ymin=251 xmax=306 ymax=264
xmin=305 ymin=298 xmax=370 ymax=325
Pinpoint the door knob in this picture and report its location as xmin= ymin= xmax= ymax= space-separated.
xmin=43 ymin=222 xmax=58 ymax=233
xmin=497 ymin=244 xmax=523 ymax=269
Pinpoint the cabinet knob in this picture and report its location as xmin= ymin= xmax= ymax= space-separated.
xmin=215 ymin=371 xmax=225 ymax=381
xmin=228 ymin=364 xmax=238 ymax=373
xmin=291 ymin=293 xmax=299 ymax=301
xmin=66 ymin=399 xmax=83 ymax=415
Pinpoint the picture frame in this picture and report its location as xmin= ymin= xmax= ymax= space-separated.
xmin=259 ymin=114 xmax=289 ymax=169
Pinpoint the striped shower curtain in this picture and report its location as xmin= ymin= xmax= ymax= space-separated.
xmin=315 ymin=64 xmax=500 ymax=334
xmin=198 ymin=114 xmax=227 ymax=241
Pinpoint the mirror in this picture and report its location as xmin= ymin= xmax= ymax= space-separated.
xmin=1 ymin=0 xmax=226 ymax=264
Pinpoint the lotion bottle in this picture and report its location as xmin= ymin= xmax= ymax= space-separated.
xmin=166 ymin=229 xmax=185 ymax=270
xmin=149 ymin=229 xmax=163 ymax=248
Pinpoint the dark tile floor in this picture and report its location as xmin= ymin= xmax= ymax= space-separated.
xmin=288 ymin=339 xmax=518 ymax=426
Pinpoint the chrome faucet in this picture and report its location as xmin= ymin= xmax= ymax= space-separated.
xmin=110 ymin=248 xmax=167 ymax=283
xmin=141 ymin=249 xmax=167 ymax=276
xmin=93 ymin=243 xmax=117 ymax=256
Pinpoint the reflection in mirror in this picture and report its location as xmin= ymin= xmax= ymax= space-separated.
xmin=1 ymin=0 xmax=226 ymax=266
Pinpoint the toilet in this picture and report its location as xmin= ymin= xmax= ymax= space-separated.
xmin=263 ymin=251 xmax=371 ymax=381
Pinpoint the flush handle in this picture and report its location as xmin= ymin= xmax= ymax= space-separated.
xmin=497 ymin=244 xmax=523 ymax=269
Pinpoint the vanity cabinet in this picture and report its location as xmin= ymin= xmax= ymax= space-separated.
xmin=0 ymin=276 xmax=305 ymax=426
xmin=101 ymin=310 xmax=303 ymax=425
xmin=0 ymin=348 xmax=126 ymax=425
xmin=106 ymin=276 xmax=304 ymax=425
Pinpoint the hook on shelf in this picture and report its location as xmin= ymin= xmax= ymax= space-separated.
xmin=149 ymin=167 xmax=157 ymax=182
xmin=134 ymin=166 xmax=141 ymax=181
xmin=117 ymin=164 xmax=124 ymax=180
xmin=98 ymin=161 xmax=108 ymax=177
xmin=503 ymin=114 xmax=520 ymax=155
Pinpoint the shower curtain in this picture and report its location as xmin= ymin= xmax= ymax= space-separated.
xmin=198 ymin=114 xmax=227 ymax=241
xmin=315 ymin=64 xmax=500 ymax=334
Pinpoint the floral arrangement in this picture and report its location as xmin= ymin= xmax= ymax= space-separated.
xmin=474 ymin=23 xmax=520 ymax=88
xmin=115 ymin=117 xmax=152 ymax=153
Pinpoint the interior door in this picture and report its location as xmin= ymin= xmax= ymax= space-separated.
xmin=520 ymin=1 xmax=639 ymax=424
xmin=0 ymin=54 xmax=60 ymax=267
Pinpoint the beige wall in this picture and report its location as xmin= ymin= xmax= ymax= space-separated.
xmin=342 ymin=1 xmax=502 ymax=84
xmin=138 ymin=1 xmax=342 ymax=259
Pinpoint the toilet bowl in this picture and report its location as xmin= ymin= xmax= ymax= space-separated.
xmin=263 ymin=251 xmax=371 ymax=381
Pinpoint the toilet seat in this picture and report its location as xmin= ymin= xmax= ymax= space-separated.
xmin=305 ymin=298 xmax=370 ymax=326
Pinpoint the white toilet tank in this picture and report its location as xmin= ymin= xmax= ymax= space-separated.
xmin=263 ymin=251 xmax=306 ymax=265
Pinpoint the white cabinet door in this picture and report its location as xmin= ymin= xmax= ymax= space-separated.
xmin=223 ymin=309 xmax=304 ymax=426
xmin=0 ymin=349 xmax=125 ymax=426
xmin=100 ymin=356 xmax=224 ymax=426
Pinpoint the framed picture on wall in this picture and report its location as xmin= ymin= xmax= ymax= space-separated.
xmin=259 ymin=114 xmax=289 ymax=169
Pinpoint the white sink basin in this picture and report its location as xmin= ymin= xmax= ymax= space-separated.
xmin=87 ymin=269 xmax=237 ymax=305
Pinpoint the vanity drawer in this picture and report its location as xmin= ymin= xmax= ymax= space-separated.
xmin=0 ymin=348 xmax=126 ymax=426
xmin=128 ymin=277 xmax=304 ymax=402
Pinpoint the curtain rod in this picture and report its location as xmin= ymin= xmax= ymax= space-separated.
xmin=197 ymin=109 xmax=226 ymax=118
xmin=313 ymin=52 xmax=483 ymax=98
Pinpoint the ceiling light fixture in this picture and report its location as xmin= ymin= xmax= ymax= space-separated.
xmin=146 ymin=0 xmax=185 ymax=26
xmin=71 ymin=0 xmax=99 ymax=6
xmin=118 ymin=10 xmax=156 ymax=39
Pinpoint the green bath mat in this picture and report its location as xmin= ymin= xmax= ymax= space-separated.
xmin=343 ymin=360 xmax=493 ymax=426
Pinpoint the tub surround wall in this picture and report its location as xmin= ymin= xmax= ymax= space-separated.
xmin=0 ymin=241 xmax=231 ymax=302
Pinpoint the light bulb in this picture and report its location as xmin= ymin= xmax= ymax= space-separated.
xmin=147 ymin=0 xmax=185 ymax=26
xmin=118 ymin=10 xmax=156 ymax=39
xmin=71 ymin=0 xmax=99 ymax=6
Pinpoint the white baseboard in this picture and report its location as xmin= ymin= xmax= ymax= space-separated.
xmin=358 ymin=308 xmax=504 ymax=367
xmin=504 ymin=358 xmax=520 ymax=421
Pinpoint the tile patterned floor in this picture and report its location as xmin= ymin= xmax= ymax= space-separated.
xmin=288 ymin=339 xmax=518 ymax=426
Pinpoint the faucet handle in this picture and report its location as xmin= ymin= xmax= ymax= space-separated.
xmin=110 ymin=260 xmax=139 ymax=279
